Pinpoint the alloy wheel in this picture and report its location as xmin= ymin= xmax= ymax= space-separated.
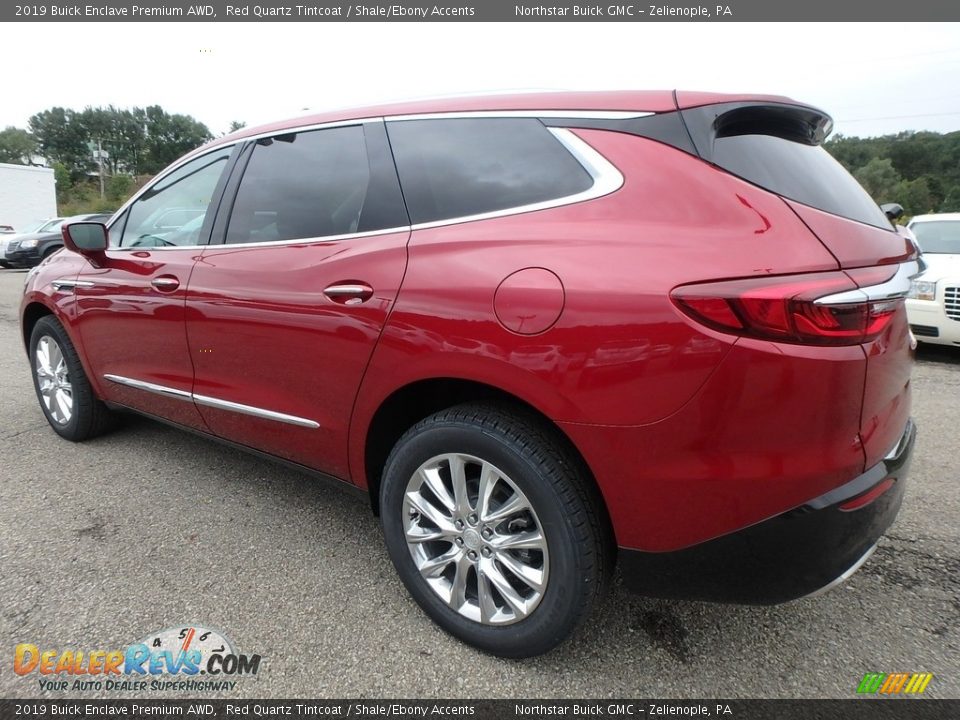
xmin=403 ymin=453 xmax=549 ymax=625
xmin=35 ymin=335 xmax=73 ymax=425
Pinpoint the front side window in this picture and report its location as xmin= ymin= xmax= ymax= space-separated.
xmin=386 ymin=118 xmax=594 ymax=225
xmin=224 ymin=124 xmax=406 ymax=245
xmin=119 ymin=147 xmax=232 ymax=248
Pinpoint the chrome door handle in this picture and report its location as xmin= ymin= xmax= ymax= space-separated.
xmin=151 ymin=276 xmax=180 ymax=292
xmin=323 ymin=283 xmax=374 ymax=305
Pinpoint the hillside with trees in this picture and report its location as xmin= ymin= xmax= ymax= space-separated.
xmin=825 ymin=130 xmax=960 ymax=216
xmin=0 ymin=106 xmax=242 ymax=215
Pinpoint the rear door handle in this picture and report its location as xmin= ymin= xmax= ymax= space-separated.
xmin=323 ymin=283 xmax=374 ymax=305
xmin=151 ymin=276 xmax=180 ymax=292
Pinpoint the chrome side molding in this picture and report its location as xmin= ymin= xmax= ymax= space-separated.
xmin=104 ymin=374 xmax=192 ymax=400
xmin=103 ymin=374 xmax=319 ymax=429
xmin=192 ymin=393 xmax=320 ymax=429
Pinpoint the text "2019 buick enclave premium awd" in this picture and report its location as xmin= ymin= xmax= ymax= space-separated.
xmin=21 ymin=91 xmax=917 ymax=657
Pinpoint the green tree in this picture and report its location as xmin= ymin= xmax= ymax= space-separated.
xmin=0 ymin=127 xmax=38 ymax=164
xmin=854 ymin=157 xmax=902 ymax=203
xmin=141 ymin=105 xmax=212 ymax=174
xmin=79 ymin=106 xmax=147 ymax=175
xmin=228 ymin=120 xmax=246 ymax=133
xmin=941 ymin=186 xmax=960 ymax=212
xmin=894 ymin=177 xmax=933 ymax=215
xmin=825 ymin=133 xmax=877 ymax=173
xmin=28 ymin=107 xmax=93 ymax=180
xmin=51 ymin=161 xmax=72 ymax=197
xmin=106 ymin=174 xmax=134 ymax=203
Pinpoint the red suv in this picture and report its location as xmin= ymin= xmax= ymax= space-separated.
xmin=21 ymin=91 xmax=917 ymax=657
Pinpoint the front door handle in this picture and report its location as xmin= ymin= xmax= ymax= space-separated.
xmin=323 ymin=283 xmax=374 ymax=305
xmin=151 ymin=276 xmax=180 ymax=292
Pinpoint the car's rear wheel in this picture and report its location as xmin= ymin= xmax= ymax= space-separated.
xmin=380 ymin=403 xmax=609 ymax=658
xmin=30 ymin=315 xmax=116 ymax=441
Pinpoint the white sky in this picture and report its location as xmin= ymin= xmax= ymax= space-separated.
xmin=5 ymin=22 xmax=960 ymax=139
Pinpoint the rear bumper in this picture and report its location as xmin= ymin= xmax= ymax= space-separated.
xmin=618 ymin=419 xmax=916 ymax=604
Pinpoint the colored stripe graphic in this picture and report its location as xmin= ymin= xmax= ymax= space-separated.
xmin=881 ymin=673 xmax=909 ymax=694
xmin=914 ymin=673 xmax=934 ymax=694
xmin=858 ymin=672 xmax=933 ymax=694
xmin=857 ymin=673 xmax=885 ymax=693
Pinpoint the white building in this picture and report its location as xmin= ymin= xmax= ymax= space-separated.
xmin=0 ymin=163 xmax=57 ymax=231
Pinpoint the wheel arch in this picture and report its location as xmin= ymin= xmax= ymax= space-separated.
xmin=359 ymin=377 xmax=613 ymax=535
xmin=21 ymin=297 xmax=106 ymax=402
xmin=21 ymin=300 xmax=56 ymax=353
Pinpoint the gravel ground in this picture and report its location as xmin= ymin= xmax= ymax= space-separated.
xmin=0 ymin=267 xmax=957 ymax=699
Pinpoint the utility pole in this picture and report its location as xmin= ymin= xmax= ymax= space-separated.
xmin=97 ymin=138 xmax=105 ymax=200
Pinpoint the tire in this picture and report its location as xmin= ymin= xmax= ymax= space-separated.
xmin=29 ymin=315 xmax=116 ymax=441
xmin=41 ymin=245 xmax=61 ymax=261
xmin=380 ymin=402 xmax=610 ymax=658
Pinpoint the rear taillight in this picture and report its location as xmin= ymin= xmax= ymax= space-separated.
xmin=671 ymin=270 xmax=902 ymax=346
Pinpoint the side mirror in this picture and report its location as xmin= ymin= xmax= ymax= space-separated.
xmin=880 ymin=203 xmax=905 ymax=222
xmin=62 ymin=222 xmax=109 ymax=259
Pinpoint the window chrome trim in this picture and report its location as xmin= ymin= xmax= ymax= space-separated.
xmin=109 ymin=112 xmax=628 ymax=251
xmin=194 ymin=127 xmax=623 ymax=248
xmin=407 ymin=127 xmax=624 ymax=232
xmin=204 ymin=224 xmax=411 ymax=251
xmin=815 ymin=261 xmax=920 ymax=306
xmin=384 ymin=110 xmax=654 ymax=122
xmin=108 ymin=245 xmax=212 ymax=253
xmin=103 ymin=374 xmax=319 ymax=429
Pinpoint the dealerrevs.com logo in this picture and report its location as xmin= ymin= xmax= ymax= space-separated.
xmin=14 ymin=625 xmax=262 ymax=693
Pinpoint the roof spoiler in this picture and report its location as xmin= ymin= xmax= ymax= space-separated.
xmin=680 ymin=101 xmax=834 ymax=162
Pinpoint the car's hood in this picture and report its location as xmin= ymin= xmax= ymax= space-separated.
xmin=917 ymin=253 xmax=960 ymax=282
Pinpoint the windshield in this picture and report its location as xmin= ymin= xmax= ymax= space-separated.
xmin=910 ymin=220 xmax=960 ymax=254
xmin=38 ymin=218 xmax=66 ymax=232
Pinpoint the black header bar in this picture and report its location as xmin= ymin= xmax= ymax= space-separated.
xmin=5 ymin=0 xmax=960 ymax=22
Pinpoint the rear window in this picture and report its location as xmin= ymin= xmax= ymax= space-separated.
xmin=712 ymin=134 xmax=891 ymax=230
xmin=387 ymin=118 xmax=594 ymax=225
xmin=910 ymin=220 xmax=960 ymax=254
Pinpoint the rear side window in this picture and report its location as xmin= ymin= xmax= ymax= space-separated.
xmin=225 ymin=123 xmax=407 ymax=244
xmin=711 ymin=135 xmax=891 ymax=230
xmin=387 ymin=118 xmax=594 ymax=225
xmin=679 ymin=103 xmax=891 ymax=231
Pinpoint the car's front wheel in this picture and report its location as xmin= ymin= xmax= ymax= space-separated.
xmin=29 ymin=315 xmax=116 ymax=441
xmin=380 ymin=403 xmax=609 ymax=658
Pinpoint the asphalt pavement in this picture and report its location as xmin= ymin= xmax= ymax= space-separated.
xmin=0 ymin=267 xmax=957 ymax=699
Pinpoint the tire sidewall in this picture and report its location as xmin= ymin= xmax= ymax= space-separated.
xmin=381 ymin=419 xmax=588 ymax=657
